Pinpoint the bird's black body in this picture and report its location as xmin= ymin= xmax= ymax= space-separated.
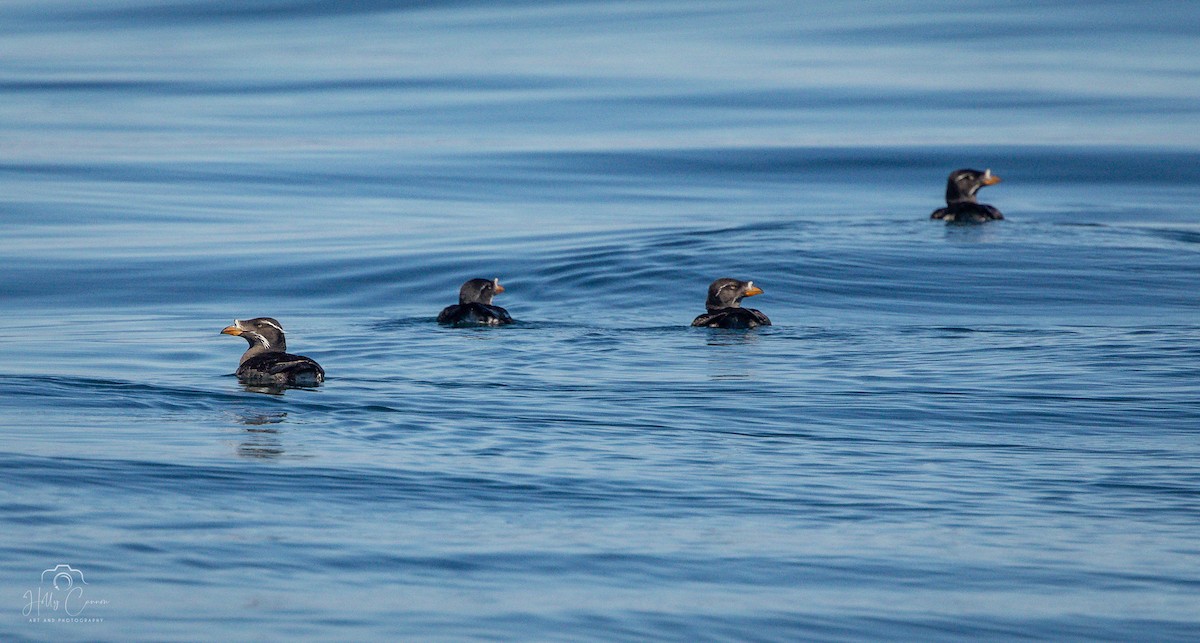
xmin=437 ymin=302 xmax=513 ymax=326
xmin=221 ymin=317 xmax=324 ymax=387
xmin=931 ymin=201 xmax=1004 ymax=223
xmin=931 ymin=168 xmax=1004 ymax=223
xmin=438 ymin=278 xmax=513 ymax=326
xmin=236 ymin=351 xmax=326 ymax=387
xmin=691 ymin=278 xmax=771 ymax=329
xmin=691 ymin=307 xmax=772 ymax=329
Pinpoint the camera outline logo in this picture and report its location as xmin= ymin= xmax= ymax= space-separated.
xmin=41 ymin=565 xmax=88 ymax=592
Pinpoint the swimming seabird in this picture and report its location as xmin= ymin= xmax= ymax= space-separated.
xmin=221 ymin=317 xmax=325 ymax=386
xmin=437 ymin=278 xmax=513 ymax=326
xmin=691 ymin=278 xmax=772 ymax=328
xmin=931 ymin=168 xmax=1003 ymax=223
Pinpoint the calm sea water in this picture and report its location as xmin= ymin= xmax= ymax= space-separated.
xmin=3 ymin=1 xmax=1200 ymax=640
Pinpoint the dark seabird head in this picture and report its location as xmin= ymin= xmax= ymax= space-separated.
xmin=222 ymin=317 xmax=287 ymax=363
xmin=945 ymin=168 xmax=1001 ymax=204
xmin=458 ymin=278 xmax=505 ymax=305
xmin=705 ymin=278 xmax=764 ymax=312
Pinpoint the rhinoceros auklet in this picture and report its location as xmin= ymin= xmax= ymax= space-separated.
xmin=931 ymin=168 xmax=1003 ymax=223
xmin=221 ymin=317 xmax=325 ymax=386
xmin=691 ymin=278 xmax=772 ymax=329
xmin=437 ymin=278 xmax=513 ymax=326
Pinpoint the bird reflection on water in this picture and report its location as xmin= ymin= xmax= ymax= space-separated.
xmin=234 ymin=411 xmax=288 ymax=460
xmin=700 ymin=327 xmax=764 ymax=381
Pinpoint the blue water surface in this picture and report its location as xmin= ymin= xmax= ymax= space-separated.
xmin=2 ymin=1 xmax=1200 ymax=640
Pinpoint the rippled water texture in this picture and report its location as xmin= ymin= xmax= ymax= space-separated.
xmin=2 ymin=1 xmax=1200 ymax=640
